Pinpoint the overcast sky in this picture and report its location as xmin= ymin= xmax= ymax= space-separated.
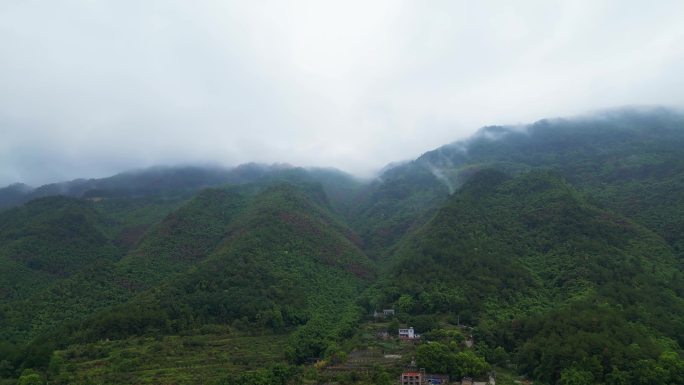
xmin=1 ymin=0 xmax=684 ymax=186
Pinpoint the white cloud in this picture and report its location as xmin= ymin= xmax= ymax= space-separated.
xmin=1 ymin=0 xmax=683 ymax=185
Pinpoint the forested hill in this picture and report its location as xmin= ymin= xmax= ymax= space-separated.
xmin=366 ymin=169 xmax=684 ymax=384
xmin=0 ymin=196 xmax=119 ymax=301
xmin=353 ymin=107 xmax=684 ymax=260
xmin=0 ymin=107 xmax=683 ymax=384
xmin=0 ymin=182 xmax=373 ymax=383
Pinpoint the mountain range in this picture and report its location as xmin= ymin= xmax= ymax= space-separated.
xmin=1 ymin=107 xmax=683 ymax=385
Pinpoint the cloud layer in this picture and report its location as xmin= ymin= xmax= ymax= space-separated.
xmin=1 ymin=0 xmax=684 ymax=185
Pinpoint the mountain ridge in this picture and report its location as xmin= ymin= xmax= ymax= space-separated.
xmin=1 ymin=106 xmax=683 ymax=384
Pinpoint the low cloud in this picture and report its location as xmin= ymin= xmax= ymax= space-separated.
xmin=1 ymin=0 xmax=683 ymax=186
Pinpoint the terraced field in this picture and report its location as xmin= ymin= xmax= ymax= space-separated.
xmin=52 ymin=328 xmax=289 ymax=384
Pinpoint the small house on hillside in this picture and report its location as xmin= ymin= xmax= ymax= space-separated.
xmin=399 ymin=327 xmax=420 ymax=340
xmin=400 ymin=371 xmax=424 ymax=385
xmin=461 ymin=377 xmax=473 ymax=385
xmin=373 ymin=308 xmax=396 ymax=319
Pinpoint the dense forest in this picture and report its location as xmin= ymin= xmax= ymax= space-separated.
xmin=1 ymin=107 xmax=684 ymax=384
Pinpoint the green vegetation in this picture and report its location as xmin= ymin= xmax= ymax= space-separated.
xmin=1 ymin=108 xmax=684 ymax=384
xmin=416 ymin=342 xmax=489 ymax=378
xmin=367 ymin=170 xmax=684 ymax=383
xmin=0 ymin=197 xmax=119 ymax=303
xmin=49 ymin=329 xmax=291 ymax=385
xmin=0 ymin=181 xmax=374 ymax=384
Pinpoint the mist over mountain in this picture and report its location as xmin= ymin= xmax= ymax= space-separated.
xmin=4 ymin=0 xmax=684 ymax=383
xmin=1 ymin=107 xmax=684 ymax=384
xmin=0 ymin=163 xmax=364 ymax=209
xmin=3 ymin=0 xmax=684 ymax=187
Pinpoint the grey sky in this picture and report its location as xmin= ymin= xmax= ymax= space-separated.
xmin=1 ymin=0 xmax=684 ymax=186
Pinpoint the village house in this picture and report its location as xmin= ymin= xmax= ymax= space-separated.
xmin=373 ymin=308 xmax=396 ymax=319
xmin=400 ymin=371 xmax=424 ymax=385
xmin=398 ymin=326 xmax=420 ymax=340
xmin=400 ymin=371 xmax=450 ymax=385
xmin=461 ymin=377 xmax=473 ymax=385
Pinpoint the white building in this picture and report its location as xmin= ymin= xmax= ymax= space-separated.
xmin=398 ymin=327 xmax=419 ymax=339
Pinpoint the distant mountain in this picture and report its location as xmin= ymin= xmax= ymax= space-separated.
xmin=353 ymin=107 xmax=684 ymax=260
xmin=0 ymin=183 xmax=33 ymax=208
xmin=0 ymin=163 xmax=362 ymax=210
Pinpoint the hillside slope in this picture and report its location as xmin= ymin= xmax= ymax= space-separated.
xmin=0 ymin=197 xmax=119 ymax=302
xmin=0 ymin=183 xmax=374 ymax=384
xmin=371 ymin=170 xmax=684 ymax=384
